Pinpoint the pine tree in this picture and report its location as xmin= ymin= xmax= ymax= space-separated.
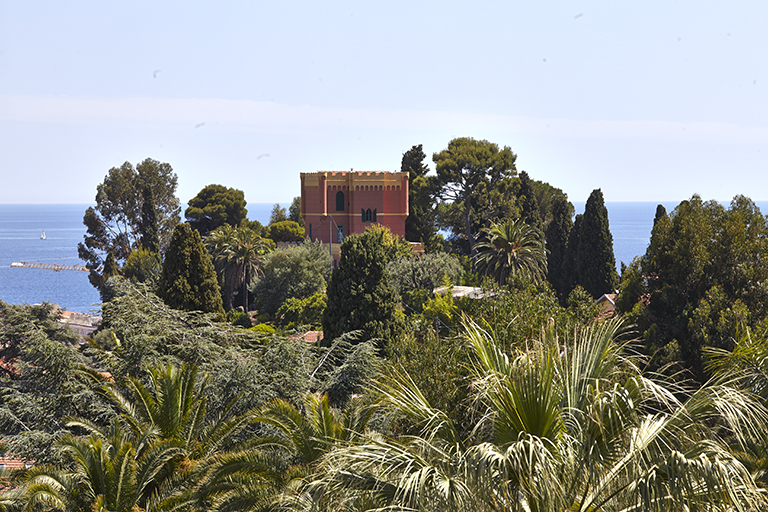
xmin=576 ymin=189 xmax=619 ymax=298
xmin=158 ymin=223 xmax=225 ymax=320
xmin=322 ymin=228 xmax=405 ymax=349
xmin=545 ymin=195 xmax=573 ymax=302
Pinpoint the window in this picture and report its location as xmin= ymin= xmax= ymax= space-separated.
xmin=337 ymin=225 xmax=344 ymax=244
xmin=309 ymin=223 xmax=312 ymax=240
xmin=373 ymin=208 xmax=377 ymax=222
xmin=362 ymin=208 xmax=374 ymax=222
xmin=336 ymin=191 xmax=345 ymax=211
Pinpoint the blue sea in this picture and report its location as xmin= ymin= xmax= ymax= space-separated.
xmin=2 ymin=201 xmax=765 ymax=312
xmin=0 ymin=203 xmax=277 ymax=314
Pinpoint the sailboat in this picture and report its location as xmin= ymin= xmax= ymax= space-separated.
xmin=40 ymin=230 xmax=46 ymax=240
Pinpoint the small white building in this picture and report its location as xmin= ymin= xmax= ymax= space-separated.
xmin=58 ymin=310 xmax=101 ymax=338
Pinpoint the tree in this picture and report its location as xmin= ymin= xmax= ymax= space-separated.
xmin=546 ymin=195 xmax=574 ymax=303
xmin=617 ymin=195 xmax=768 ymax=380
xmin=22 ymin=362 xmax=254 ymax=512
xmin=252 ymin=240 xmax=331 ymax=316
xmin=269 ymin=220 xmax=305 ymax=242
xmin=517 ymin=170 xmax=541 ymax=230
xmin=474 ymin=219 xmax=547 ymax=286
xmin=185 ymin=184 xmax=248 ymax=236
xmin=269 ymin=203 xmax=288 ymax=224
xmin=402 ymin=144 xmax=436 ymax=245
xmin=122 ymin=247 xmax=161 ymax=288
xmin=289 ymin=196 xmax=304 ymax=227
xmin=78 ymin=158 xmax=181 ymax=288
xmin=322 ymin=227 xmax=406 ymax=348
xmin=315 ymin=318 xmax=767 ymax=511
xmin=207 ymin=225 xmax=273 ymax=311
xmin=432 ymin=137 xmax=518 ymax=253
xmin=158 ymin=223 xmax=225 ymax=320
xmin=139 ymin=184 xmax=160 ymax=254
xmin=0 ymin=302 xmax=105 ymax=464
xmin=575 ymin=189 xmax=619 ymax=298
xmin=386 ymin=252 xmax=464 ymax=312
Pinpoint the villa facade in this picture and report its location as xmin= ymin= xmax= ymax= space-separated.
xmin=300 ymin=170 xmax=409 ymax=259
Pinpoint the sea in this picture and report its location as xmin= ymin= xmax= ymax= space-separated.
xmin=0 ymin=203 xmax=276 ymax=315
xmin=1 ymin=201 xmax=765 ymax=314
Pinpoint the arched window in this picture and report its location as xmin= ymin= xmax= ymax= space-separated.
xmin=373 ymin=208 xmax=377 ymax=222
xmin=336 ymin=191 xmax=345 ymax=211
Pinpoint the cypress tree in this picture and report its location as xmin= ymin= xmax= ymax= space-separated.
xmin=517 ymin=171 xmax=541 ymax=230
xmin=322 ymin=228 xmax=404 ymax=349
xmin=653 ymin=204 xmax=668 ymax=227
xmin=402 ymin=144 xmax=436 ymax=245
xmin=139 ymin=184 xmax=160 ymax=254
xmin=576 ymin=189 xmax=619 ymax=298
xmin=100 ymin=251 xmax=120 ymax=301
xmin=158 ymin=223 xmax=225 ymax=320
xmin=545 ymin=195 xmax=573 ymax=302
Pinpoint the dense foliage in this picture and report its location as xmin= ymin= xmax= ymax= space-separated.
xmin=78 ymin=158 xmax=181 ymax=288
xmin=617 ymin=194 xmax=768 ymax=380
xmin=252 ymin=240 xmax=331 ymax=316
xmin=158 ymin=223 xmax=225 ymax=320
xmin=474 ymin=218 xmax=547 ymax=286
xmin=432 ymin=137 xmax=518 ymax=253
xmin=402 ymin=144 xmax=437 ymax=247
xmin=205 ymin=225 xmax=274 ymax=311
xmin=322 ymin=227 xmax=406 ymax=348
xmin=12 ymin=146 xmax=768 ymax=512
xmin=185 ymin=184 xmax=248 ymax=236
xmin=575 ymin=188 xmax=619 ymax=298
xmin=545 ymin=194 xmax=574 ymax=302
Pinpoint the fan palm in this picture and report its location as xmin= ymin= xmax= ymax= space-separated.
xmin=314 ymin=317 xmax=767 ymax=511
xmin=474 ymin=219 xmax=547 ymax=286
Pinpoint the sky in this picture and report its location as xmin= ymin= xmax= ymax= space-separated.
xmin=1 ymin=1 xmax=766 ymax=206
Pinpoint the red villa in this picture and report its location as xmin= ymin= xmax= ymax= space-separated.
xmin=300 ymin=170 xmax=409 ymax=260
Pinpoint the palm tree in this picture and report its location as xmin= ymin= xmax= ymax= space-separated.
xmin=22 ymin=417 xmax=183 ymax=512
xmin=205 ymin=224 xmax=239 ymax=310
xmin=313 ymin=317 xmax=768 ymax=511
xmin=22 ymin=363 xmax=253 ymax=512
xmin=474 ymin=219 xmax=547 ymax=286
xmin=207 ymin=226 xmax=272 ymax=310
xmin=194 ymin=393 xmax=374 ymax=512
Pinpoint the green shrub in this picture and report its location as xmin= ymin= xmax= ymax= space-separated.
xmin=249 ymin=323 xmax=276 ymax=334
xmin=227 ymin=309 xmax=252 ymax=328
xmin=276 ymin=292 xmax=327 ymax=328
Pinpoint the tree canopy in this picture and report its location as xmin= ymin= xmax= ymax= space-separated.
xmin=322 ymin=227 xmax=406 ymax=348
xmin=575 ymin=189 xmax=619 ymax=298
xmin=617 ymin=194 xmax=768 ymax=380
xmin=268 ymin=220 xmax=305 ymax=242
xmin=432 ymin=137 xmax=518 ymax=253
xmin=474 ymin=219 xmax=547 ymax=286
xmin=78 ymin=158 xmax=180 ymax=288
xmin=402 ymin=144 xmax=437 ymax=246
xmin=158 ymin=223 xmax=225 ymax=320
xmin=185 ymin=184 xmax=248 ymax=236
xmin=252 ymin=240 xmax=331 ymax=316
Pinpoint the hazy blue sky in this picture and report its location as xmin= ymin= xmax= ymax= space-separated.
xmin=1 ymin=1 xmax=766 ymax=205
